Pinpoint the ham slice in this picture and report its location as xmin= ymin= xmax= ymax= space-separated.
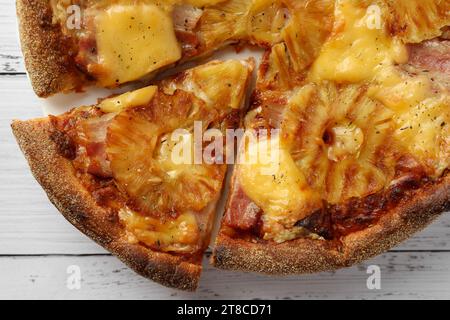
xmin=225 ymin=37 xmax=450 ymax=236
xmin=408 ymin=39 xmax=450 ymax=75
xmin=224 ymin=184 xmax=261 ymax=232
xmin=79 ymin=113 xmax=116 ymax=178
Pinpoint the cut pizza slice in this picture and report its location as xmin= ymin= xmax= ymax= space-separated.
xmin=12 ymin=59 xmax=254 ymax=290
xmin=213 ymin=0 xmax=450 ymax=274
xmin=17 ymin=0 xmax=293 ymax=97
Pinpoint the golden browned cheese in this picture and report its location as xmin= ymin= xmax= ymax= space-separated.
xmin=236 ymin=0 xmax=450 ymax=242
xmin=49 ymin=0 xmax=449 ymax=244
xmin=107 ymin=60 xmax=252 ymax=252
xmin=49 ymin=59 xmax=253 ymax=253
xmin=50 ymin=0 xmax=334 ymax=87
xmin=49 ymin=0 xmax=450 ymax=84
xmin=107 ymin=90 xmax=226 ymax=217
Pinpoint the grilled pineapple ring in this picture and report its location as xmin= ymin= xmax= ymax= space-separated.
xmin=234 ymin=0 xmax=450 ymax=243
xmin=106 ymin=89 xmax=226 ymax=217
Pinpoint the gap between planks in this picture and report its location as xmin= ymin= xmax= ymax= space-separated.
xmin=2 ymin=252 xmax=450 ymax=299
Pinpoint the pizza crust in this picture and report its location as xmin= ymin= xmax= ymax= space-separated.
xmin=16 ymin=0 xmax=86 ymax=97
xmin=212 ymin=169 xmax=450 ymax=274
xmin=13 ymin=0 xmax=450 ymax=286
xmin=11 ymin=118 xmax=202 ymax=291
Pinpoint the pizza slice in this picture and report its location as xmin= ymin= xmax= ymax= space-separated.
xmin=12 ymin=59 xmax=254 ymax=290
xmin=213 ymin=0 xmax=450 ymax=274
xmin=17 ymin=0 xmax=292 ymax=97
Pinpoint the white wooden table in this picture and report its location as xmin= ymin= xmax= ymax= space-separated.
xmin=1 ymin=0 xmax=450 ymax=300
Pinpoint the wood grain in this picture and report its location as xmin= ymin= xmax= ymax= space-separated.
xmin=0 ymin=76 xmax=107 ymax=254
xmin=0 ymin=0 xmax=450 ymax=299
xmin=1 ymin=76 xmax=449 ymax=254
xmin=0 ymin=0 xmax=25 ymax=74
xmin=1 ymin=252 xmax=450 ymax=299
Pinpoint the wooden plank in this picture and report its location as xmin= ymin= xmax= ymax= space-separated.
xmin=0 ymin=75 xmax=449 ymax=254
xmin=0 ymin=0 xmax=448 ymax=301
xmin=0 ymin=1 xmax=449 ymax=254
xmin=0 ymin=0 xmax=25 ymax=73
xmin=0 ymin=76 xmax=107 ymax=254
xmin=0 ymin=252 xmax=450 ymax=299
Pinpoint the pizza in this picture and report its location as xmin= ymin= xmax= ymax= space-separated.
xmin=17 ymin=0 xmax=288 ymax=97
xmin=13 ymin=59 xmax=254 ymax=290
xmin=213 ymin=0 xmax=450 ymax=273
xmin=13 ymin=0 xmax=450 ymax=291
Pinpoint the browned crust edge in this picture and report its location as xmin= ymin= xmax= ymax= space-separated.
xmin=11 ymin=119 xmax=201 ymax=291
xmin=212 ymin=169 xmax=450 ymax=274
xmin=16 ymin=0 xmax=86 ymax=97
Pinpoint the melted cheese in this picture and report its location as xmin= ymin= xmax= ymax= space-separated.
xmin=119 ymin=208 xmax=199 ymax=252
xmin=99 ymin=85 xmax=157 ymax=113
xmin=234 ymin=0 xmax=448 ymax=244
xmin=394 ymin=96 xmax=450 ymax=175
xmin=238 ymin=134 xmax=322 ymax=242
xmin=365 ymin=61 xmax=446 ymax=175
xmin=94 ymin=4 xmax=181 ymax=86
xmin=167 ymin=60 xmax=251 ymax=110
xmin=310 ymin=0 xmax=408 ymax=83
xmin=368 ymin=66 xmax=431 ymax=112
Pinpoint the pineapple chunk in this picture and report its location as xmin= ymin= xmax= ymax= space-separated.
xmin=281 ymin=0 xmax=335 ymax=72
xmin=106 ymin=60 xmax=252 ymax=218
xmin=198 ymin=0 xmax=251 ymax=48
xmin=386 ymin=0 xmax=450 ymax=43
xmin=107 ymin=91 xmax=226 ymax=217
xmin=163 ymin=59 xmax=254 ymax=112
xmin=260 ymin=43 xmax=295 ymax=89
xmin=247 ymin=0 xmax=290 ymax=44
xmin=99 ymin=86 xmax=157 ymax=113
xmin=180 ymin=60 xmax=252 ymax=109
xmin=281 ymin=84 xmax=397 ymax=204
xmin=368 ymin=64 xmax=448 ymax=176
xmin=327 ymin=123 xmax=364 ymax=162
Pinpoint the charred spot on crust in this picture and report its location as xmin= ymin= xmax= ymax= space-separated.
xmin=295 ymin=207 xmax=332 ymax=239
xmin=330 ymin=192 xmax=387 ymax=238
xmin=293 ymin=173 xmax=435 ymax=240
xmin=50 ymin=129 xmax=77 ymax=160
xmin=388 ymin=176 xmax=423 ymax=203
xmin=37 ymin=5 xmax=53 ymax=29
